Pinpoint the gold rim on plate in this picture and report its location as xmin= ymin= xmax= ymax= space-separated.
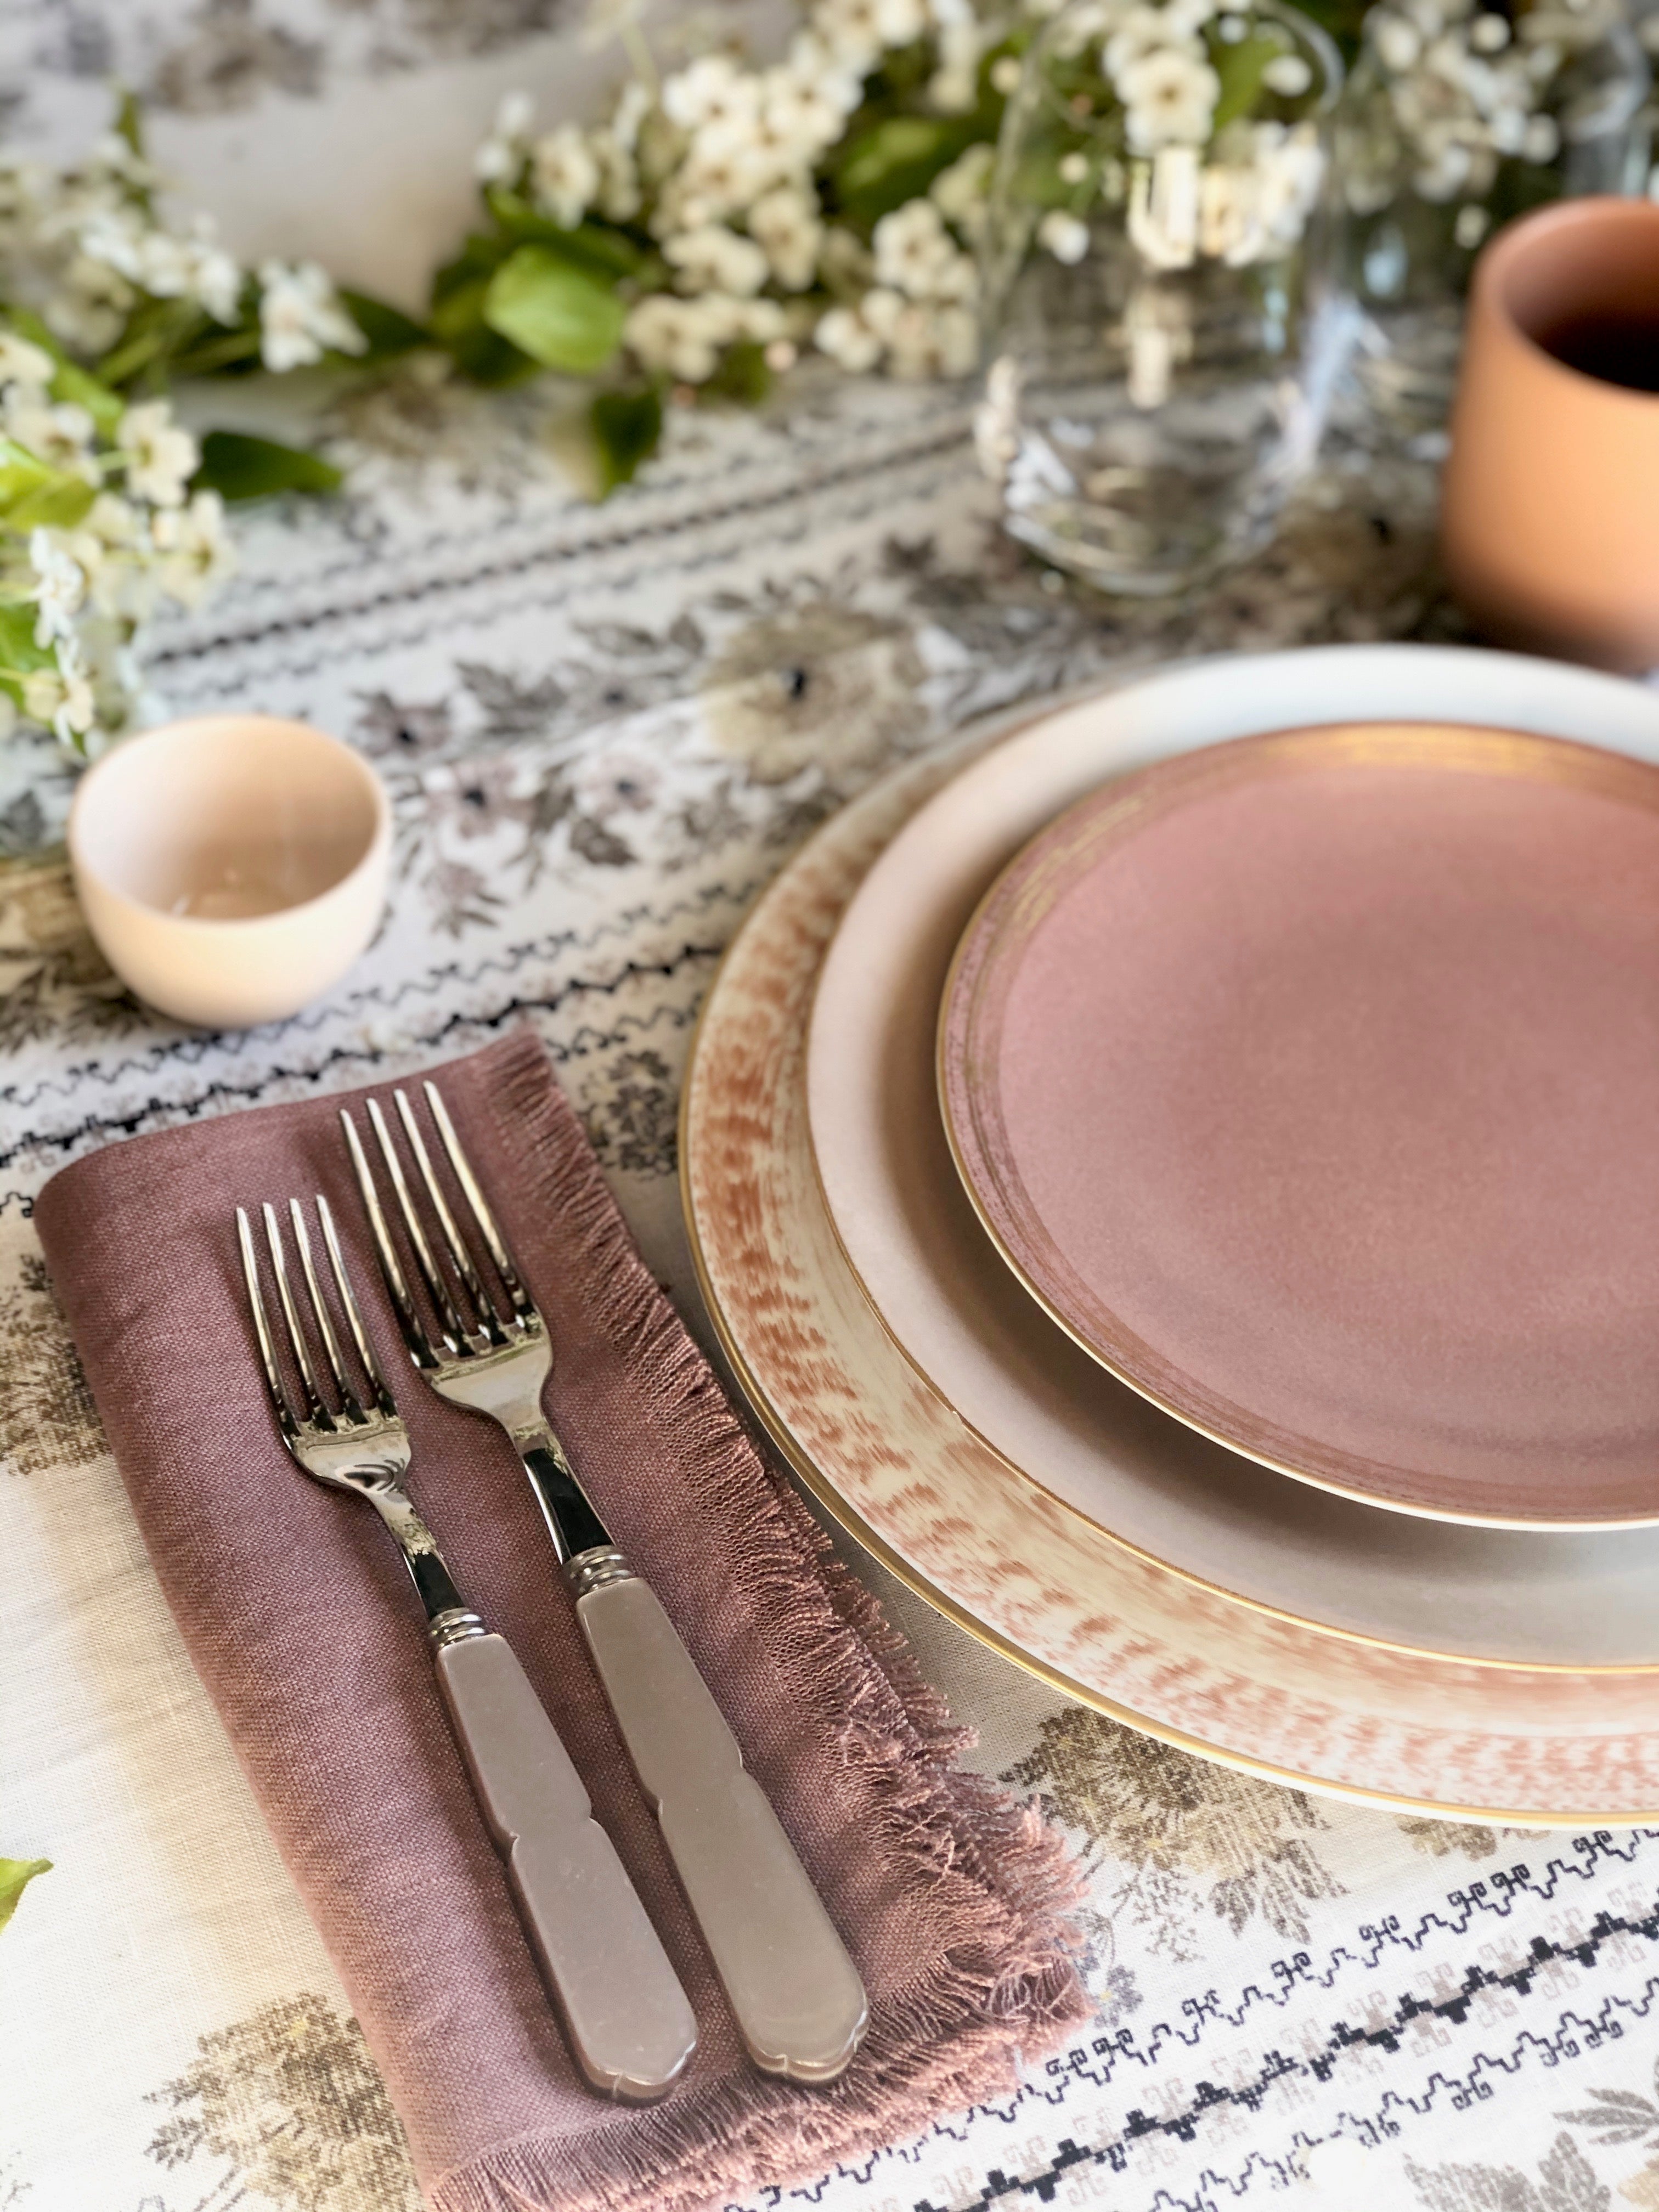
xmin=938 ymin=722 xmax=1659 ymax=1532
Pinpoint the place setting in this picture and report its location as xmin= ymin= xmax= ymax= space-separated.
xmin=9 ymin=6 xmax=1659 ymax=2211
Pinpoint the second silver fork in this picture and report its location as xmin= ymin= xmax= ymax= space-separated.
xmin=342 ymin=1083 xmax=870 ymax=2086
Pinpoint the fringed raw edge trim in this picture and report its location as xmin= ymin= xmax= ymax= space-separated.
xmin=423 ymin=1032 xmax=1088 ymax=2212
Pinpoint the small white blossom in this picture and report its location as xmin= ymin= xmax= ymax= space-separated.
xmin=664 ymin=223 xmax=770 ymax=297
xmin=257 ymin=259 xmax=368 ymax=373
xmin=1262 ymin=52 xmax=1313 ymax=94
xmin=663 ymin=55 xmax=761 ymax=132
xmin=815 ymin=298 xmax=887 ymax=371
xmin=23 ymin=649 xmax=95 ymax=747
xmin=0 ymin=332 xmax=54 ymax=391
xmin=625 ymin=294 xmax=729 ymax=381
xmin=1523 ymin=112 xmax=1560 ymax=162
xmin=929 ymin=19 xmax=984 ymax=110
xmin=65 ymin=491 xmax=154 ymax=620
xmin=151 ymin=489 xmax=235 ymax=608
xmin=43 ymin=253 xmax=133 ymax=353
xmin=1104 ymin=8 xmax=1203 ymax=81
xmin=27 ymin=528 xmax=87 ymax=647
xmin=611 ymin=79 xmax=653 ymax=153
xmin=1039 ymin=209 xmax=1091 ymax=262
xmin=989 ymin=54 xmax=1023 ymax=93
xmin=1454 ymin=201 xmax=1491 ymax=246
xmin=476 ymin=89 xmax=535 ymax=182
xmin=748 ymin=184 xmax=824 ymax=290
xmin=1120 ymin=47 xmax=1222 ymax=150
xmin=884 ymin=298 xmax=979 ymax=377
xmin=873 ymin=196 xmax=978 ymax=302
xmin=6 ymin=395 xmax=98 ymax=479
xmin=530 ymin=125 xmax=600 ymax=228
xmin=763 ymin=59 xmax=861 ymax=155
xmin=1471 ymin=12 xmax=1510 ymax=48
xmin=117 ymin=399 xmax=199 ymax=507
xmin=1370 ymin=10 xmax=1423 ymax=68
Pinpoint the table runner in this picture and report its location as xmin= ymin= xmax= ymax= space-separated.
xmin=5 ymin=376 xmax=1659 ymax=2212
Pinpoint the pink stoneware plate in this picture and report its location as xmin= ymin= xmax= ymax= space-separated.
xmin=681 ymin=648 xmax=1659 ymax=1821
xmin=939 ymin=719 xmax=1659 ymax=1531
xmin=807 ymin=651 xmax=1659 ymax=1665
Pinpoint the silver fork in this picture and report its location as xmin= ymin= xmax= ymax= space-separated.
xmin=342 ymin=1083 xmax=870 ymax=2086
xmin=236 ymin=1194 xmax=697 ymax=2104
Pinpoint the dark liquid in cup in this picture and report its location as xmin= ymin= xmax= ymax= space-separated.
xmin=1534 ymin=308 xmax=1659 ymax=393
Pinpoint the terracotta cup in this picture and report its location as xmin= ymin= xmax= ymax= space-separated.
xmin=1441 ymin=196 xmax=1659 ymax=673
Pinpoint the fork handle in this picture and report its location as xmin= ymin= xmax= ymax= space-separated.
xmin=433 ymin=1628 xmax=698 ymax=2102
xmin=568 ymin=1561 xmax=869 ymax=2084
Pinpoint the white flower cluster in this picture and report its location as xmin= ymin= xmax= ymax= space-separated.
xmin=1352 ymin=0 xmax=1580 ymax=213
xmin=476 ymin=0 xmax=992 ymax=396
xmin=0 ymin=332 xmax=233 ymax=751
xmin=1041 ymin=0 xmax=1327 ymax=271
xmin=817 ymin=194 xmax=980 ymax=377
xmin=0 ymin=131 xmax=365 ymax=374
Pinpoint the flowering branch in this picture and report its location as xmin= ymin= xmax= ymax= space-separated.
xmin=0 ymin=327 xmax=233 ymax=754
xmin=0 ymin=93 xmax=420 ymax=505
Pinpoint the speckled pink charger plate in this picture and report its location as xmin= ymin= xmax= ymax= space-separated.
xmin=940 ymin=722 xmax=1659 ymax=1530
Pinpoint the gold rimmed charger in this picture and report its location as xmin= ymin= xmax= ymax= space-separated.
xmin=683 ymin=647 xmax=1659 ymax=1823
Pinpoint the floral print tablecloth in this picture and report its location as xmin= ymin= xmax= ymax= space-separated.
xmin=4 ymin=366 xmax=1659 ymax=2212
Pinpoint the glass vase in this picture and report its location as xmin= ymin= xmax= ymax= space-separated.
xmin=1335 ymin=0 xmax=1650 ymax=442
xmin=977 ymin=0 xmax=1343 ymax=595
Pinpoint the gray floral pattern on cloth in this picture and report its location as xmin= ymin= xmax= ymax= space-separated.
xmin=0 ymin=0 xmax=579 ymax=115
xmin=4 ymin=376 xmax=1658 ymax=2212
xmin=146 ymin=1995 xmax=422 ymax=2212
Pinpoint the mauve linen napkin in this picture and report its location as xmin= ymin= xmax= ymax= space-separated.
xmin=35 ymin=1030 xmax=1085 ymax=2212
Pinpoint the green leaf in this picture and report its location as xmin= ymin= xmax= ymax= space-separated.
xmin=112 ymin=87 xmax=144 ymax=157
xmin=701 ymin=340 xmax=772 ymax=408
xmin=482 ymin=191 xmax=646 ymax=278
xmin=1211 ymin=30 xmax=1286 ymax=133
xmin=830 ymin=115 xmax=975 ymax=228
xmin=0 ymin=602 xmax=59 ymax=679
xmin=482 ymin=245 xmax=625 ymax=375
xmin=428 ymin=275 xmax=539 ymax=384
xmin=590 ymin=386 xmax=663 ymax=494
xmin=336 ymin=288 xmax=431 ymax=363
xmin=0 ymin=438 xmax=55 ymax=508
xmin=5 ymin=477 xmax=97 ymax=532
xmin=0 ymin=439 xmax=97 ymax=531
xmin=191 ymin=431 xmax=342 ymax=503
xmin=432 ymin=230 xmax=514 ymax=303
xmin=0 ymin=1858 xmax=50 ymax=1936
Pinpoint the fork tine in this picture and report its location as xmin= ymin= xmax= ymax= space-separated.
xmin=316 ymin=1193 xmax=397 ymax=1418
xmin=341 ymin=1107 xmax=441 ymax=1371
xmin=425 ymin=1081 xmax=537 ymax=1330
xmin=238 ymin=1205 xmax=298 ymax=1440
xmin=290 ymin=1198 xmax=364 ymax=1422
xmin=262 ymin=1201 xmax=332 ymax=1428
xmin=366 ymin=1096 xmax=474 ymax=1354
xmin=393 ymin=1088 xmax=507 ymax=1347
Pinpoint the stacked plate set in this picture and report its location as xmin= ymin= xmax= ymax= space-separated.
xmin=682 ymin=644 xmax=1659 ymax=1825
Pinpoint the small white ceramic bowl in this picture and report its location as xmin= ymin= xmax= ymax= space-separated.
xmin=69 ymin=713 xmax=391 ymax=1030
